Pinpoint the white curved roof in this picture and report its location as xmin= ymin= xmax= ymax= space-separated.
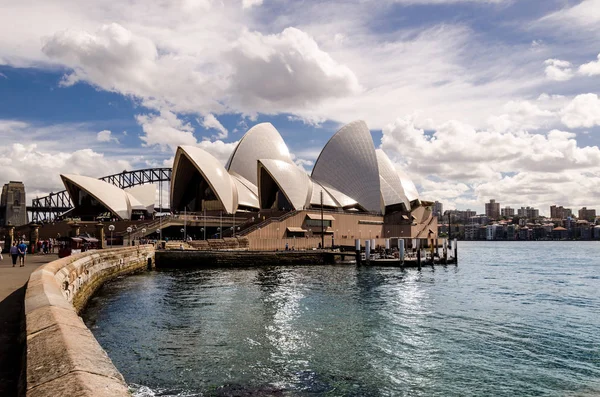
xmin=125 ymin=184 xmax=156 ymax=213
xmin=61 ymin=174 xmax=131 ymax=220
xmin=227 ymin=123 xmax=294 ymax=186
xmin=376 ymin=149 xmax=411 ymax=210
xmin=310 ymin=180 xmax=340 ymax=207
xmin=396 ymin=166 xmax=419 ymax=202
xmin=231 ymin=175 xmax=259 ymax=209
xmin=126 ymin=192 xmax=146 ymax=211
xmin=230 ymin=171 xmax=258 ymax=196
xmin=311 ymin=121 xmax=381 ymax=212
xmin=174 ymin=146 xmax=236 ymax=214
xmin=258 ymin=159 xmax=311 ymax=210
xmin=320 ymin=182 xmax=360 ymax=209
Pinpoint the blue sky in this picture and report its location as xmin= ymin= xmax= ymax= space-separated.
xmin=1 ymin=0 xmax=600 ymax=215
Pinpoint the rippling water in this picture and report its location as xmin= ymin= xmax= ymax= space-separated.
xmin=82 ymin=241 xmax=600 ymax=396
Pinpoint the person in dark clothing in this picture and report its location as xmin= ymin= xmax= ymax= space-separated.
xmin=10 ymin=243 xmax=18 ymax=267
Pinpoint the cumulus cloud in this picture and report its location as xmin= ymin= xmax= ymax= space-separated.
xmin=560 ymin=93 xmax=600 ymax=128
xmin=544 ymin=59 xmax=573 ymax=81
xmin=0 ymin=122 xmax=132 ymax=200
xmin=579 ymin=53 xmax=600 ymax=76
xmin=137 ymin=110 xmax=197 ymax=152
xmin=201 ymin=114 xmax=228 ymax=139
xmin=96 ymin=129 xmax=119 ymax=143
xmin=242 ymin=0 xmax=263 ymax=8
xmin=227 ymin=27 xmax=361 ymax=112
xmin=196 ymin=139 xmax=239 ymax=165
xmin=380 ymin=116 xmax=600 ymax=212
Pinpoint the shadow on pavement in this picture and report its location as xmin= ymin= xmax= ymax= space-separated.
xmin=0 ymin=285 xmax=25 ymax=397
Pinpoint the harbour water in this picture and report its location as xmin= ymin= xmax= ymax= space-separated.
xmin=82 ymin=241 xmax=600 ymax=396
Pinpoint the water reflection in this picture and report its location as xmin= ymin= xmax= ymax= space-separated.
xmin=83 ymin=243 xmax=600 ymax=397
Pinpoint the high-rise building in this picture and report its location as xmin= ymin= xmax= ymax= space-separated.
xmin=433 ymin=201 xmax=443 ymax=218
xmin=485 ymin=199 xmax=500 ymax=220
xmin=550 ymin=205 xmax=571 ymax=219
xmin=517 ymin=206 xmax=539 ymax=219
xmin=578 ymin=207 xmax=596 ymax=221
xmin=0 ymin=181 xmax=27 ymax=226
xmin=501 ymin=206 xmax=514 ymax=217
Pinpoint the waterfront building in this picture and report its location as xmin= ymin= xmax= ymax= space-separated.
xmin=501 ymin=206 xmax=514 ymax=217
xmin=433 ymin=201 xmax=443 ymax=217
xmin=169 ymin=120 xmax=437 ymax=245
xmin=507 ymin=224 xmax=516 ymax=240
xmin=552 ymin=226 xmax=568 ymax=239
xmin=578 ymin=207 xmax=596 ymax=222
xmin=485 ymin=199 xmax=500 ymax=220
xmin=0 ymin=181 xmax=27 ymax=226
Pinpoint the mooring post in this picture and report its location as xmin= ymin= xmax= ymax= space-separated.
xmin=454 ymin=238 xmax=458 ymax=264
xmin=365 ymin=239 xmax=371 ymax=265
xmin=355 ymin=239 xmax=361 ymax=265
xmin=399 ymin=238 xmax=405 ymax=267
xmin=443 ymin=238 xmax=448 ymax=265
xmin=417 ymin=246 xmax=421 ymax=269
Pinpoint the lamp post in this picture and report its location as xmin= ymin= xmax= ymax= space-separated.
xmin=201 ymin=228 xmax=205 ymax=240
xmin=156 ymin=229 xmax=161 ymax=242
xmin=141 ymin=228 xmax=146 ymax=245
xmin=108 ymin=225 xmax=115 ymax=248
xmin=126 ymin=227 xmax=132 ymax=246
xmin=217 ymin=227 xmax=221 ymax=239
xmin=180 ymin=228 xmax=185 ymax=241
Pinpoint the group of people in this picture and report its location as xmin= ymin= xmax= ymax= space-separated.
xmin=8 ymin=241 xmax=28 ymax=267
xmin=36 ymin=239 xmax=55 ymax=254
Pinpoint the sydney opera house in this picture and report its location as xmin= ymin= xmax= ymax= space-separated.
xmin=60 ymin=120 xmax=437 ymax=249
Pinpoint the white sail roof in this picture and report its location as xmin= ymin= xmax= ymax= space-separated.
xmin=375 ymin=149 xmax=411 ymax=210
xmin=227 ymin=123 xmax=293 ymax=186
xmin=125 ymin=184 xmax=156 ymax=213
xmin=231 ymin=176 xmax=259 ymax=209
xmin=61 ymin=174 xmax=131 ymax=220
xmin=311 ymin=121 xmax=381 ymax=212
xmin=173 ymin=146 xmax=236 ymax=214
xmin=309 ymin=180 xmax=340 ymax=207
xmin=396 ymin=167 xmax=419 ymax=202
xmin=258 ymin=159 xmax=311 ymax=210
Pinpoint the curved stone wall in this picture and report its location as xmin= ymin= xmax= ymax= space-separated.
xmin=24 ymin=245 xmax=155 ymax=397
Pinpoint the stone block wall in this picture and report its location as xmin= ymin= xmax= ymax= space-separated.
xmin=24 ymin=245 xmax=155 ymax=397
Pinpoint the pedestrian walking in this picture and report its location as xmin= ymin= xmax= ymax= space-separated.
xmin=10 ymin=242 xmax=19 ymax=267
xmin=17 ymin=240 xmax=27 ymax=267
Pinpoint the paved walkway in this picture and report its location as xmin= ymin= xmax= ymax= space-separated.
xmin=0 ymin=253 xmax=57 ymax=397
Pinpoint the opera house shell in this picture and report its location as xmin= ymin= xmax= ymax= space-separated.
xmin=61 ymin=174 xmax=154 ymax=220
xmin=170 ymin=120 xmax=419 ymax=216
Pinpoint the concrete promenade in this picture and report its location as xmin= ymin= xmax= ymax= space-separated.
xmin=0 ymin=253 xmax=57 ymax=397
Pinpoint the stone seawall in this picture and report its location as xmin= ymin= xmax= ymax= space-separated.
xmin=156 ymin=250 xmax=329 ymax=268
xmin=24 ymin=245 xmax=155 ymax=397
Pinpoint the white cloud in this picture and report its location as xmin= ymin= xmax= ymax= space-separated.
xmin=196 ymin=139 xmax=239 ymax=165
xmin=137 ymin=110 xmax=197 ymax=152
xmin=381 ymin=114 xmax=600 ymax=211
xmin=96 ymin=129 xmax=119 ymax=143
xmin=540 ymin=0 xmax=600 ymax=31
xmin=579 ymin=53 xmax=600 ymax=76
xmin=560 ymin=93 xmax=600 ymax=129
xmin=201 ymin=114 xmax=228 ymax=139
xmin=0 ymin=122 xmax=132 ymax=200
xmin=227 ymin=27 xmax=361 ymax=112
xmin=544 ymin=59 xmax=573 ymax=81
xmin=242 ymin=0 xmax=263 ymax=9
